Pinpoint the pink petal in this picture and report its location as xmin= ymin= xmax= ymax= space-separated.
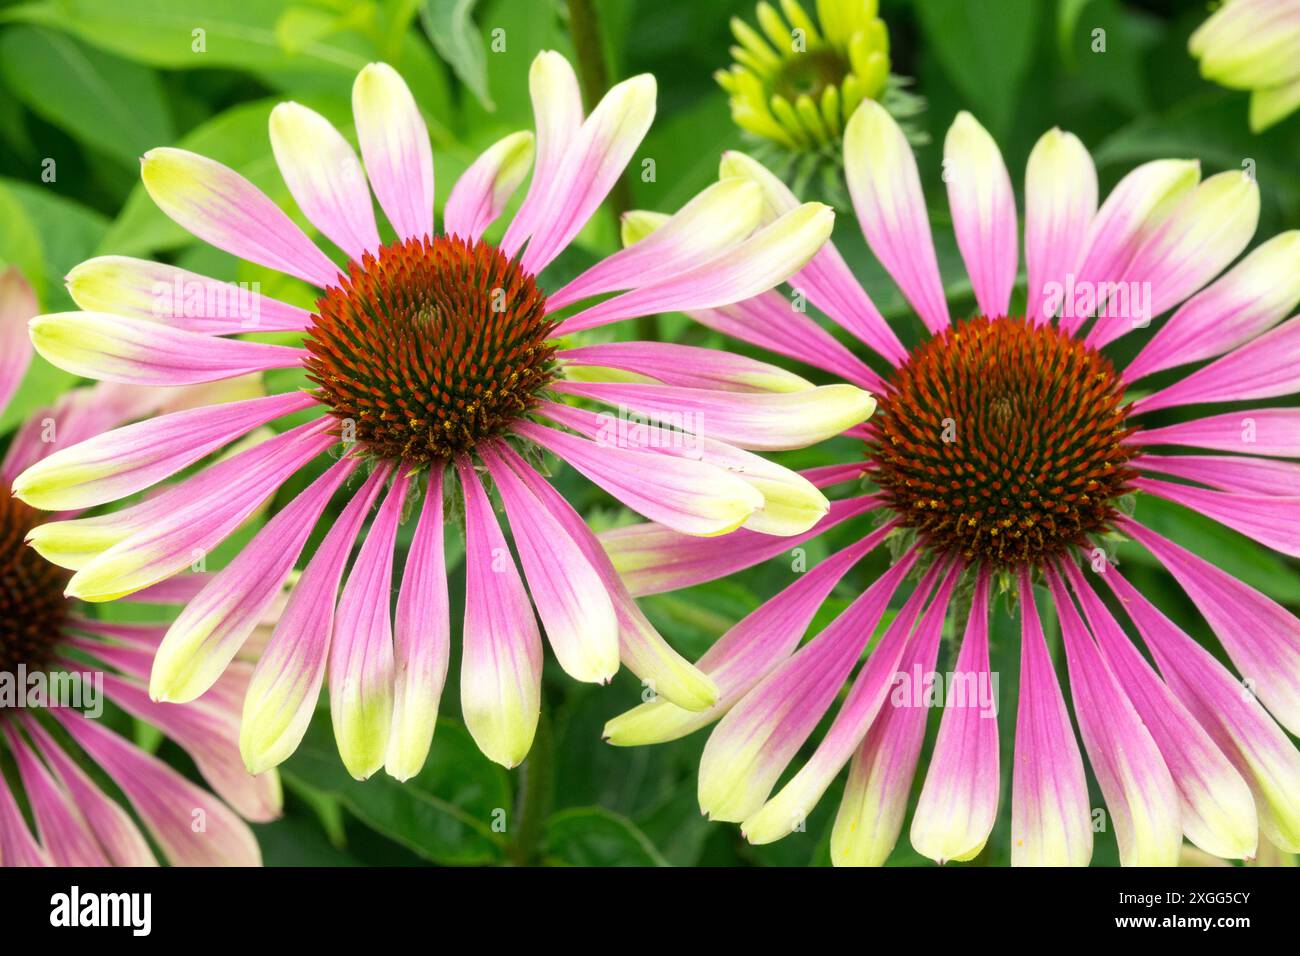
xmin=240 ymin=467 xmax=389 ymax=774
xmin=0 ymin=266 xmax=36 ymax=413
xmin=944 ymin=112 xmax=1018 ymax=320
xmin=1135 ymin=476 xmax=1300 ymax=557
xmin=910 ymin=568 xmax=1000 ymax=863
xmin=457 ymin=456 xmax=543 ymax=768
xmin=1065 ymin=561 xmax=1258 ymax=859
xmin=1046 ymin=566 xmax=1181 ymax=866
xmin=352 ymin=63 xmax=434 ymax=243
xmin=1136 ymin=453 xmax=1300 ymax=497
xmin=1120 ymin=516 xmax=1300 ymax=735
xmin=1024 ymin=128 xmax=1097 ymax=325
xmin=1130 ymin=407 xmax=1300 ymax=457
xmin=843 ymin=101 xmax=950 ymax=333
xmin=141 ymin=147 xmax=339 ymax=287
xmin=1011 ymin=568 xmax=1092 ymax=866
xmin=1131 ymin=314 xmax=1300 ymax=413
xmin=482 ymin=443 xmax=619 ymax=683
xmin=386 ymin=466 xmax=451 ymax=781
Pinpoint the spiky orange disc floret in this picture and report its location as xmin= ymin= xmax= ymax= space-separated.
xmin=0 ymin=493 xmax=69 ymax=677
xmin=866 ymin=316 xmax=1139 ymax=567
xmin=305 ymin=234 xmax=556 ymax=463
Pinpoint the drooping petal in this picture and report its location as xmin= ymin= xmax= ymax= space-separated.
xmin=0 ymin=756 xmax=50 ymax=866
xmin=555 ymin=203 xmax=835 ymax=335
xmin=697 ymin=552 xmax=918 ymax=823
xmin=24 ymin=717 xmax=155 ymax=866
xmin=329 ymin=468 xmax=408 ymax=779
xmin=481 ymin=443 xmax=619 ymax=684
xmin=538 ymin=401 xmax=829 ymax=537
xmin=66 ymin=256 xmax=311 ymax=333
xmin=29 ymin=311 xmax=306 ymax=387
xmin=604 ymin=529 xmax=887 ymax=747
xmin=385 ymin=466 xmax=451 ymax=781
xmin=492 ymin=442 xmax=717 ymax=712
xmin=843 ymin=100 xmax=949 ymax=333
xmin=752 ymin=559 xmax=957 ymax=850
xmin=944 ymin=112 xmax=1018 ymax=319
xmin=1024 ymin=128 xmax=1097 ymax=324
xmin=141 ymin=147 xmax=339 ymax=287
xmin=13 ymin=391 xmax=316 ymax=512
xmin=240 ymin=467 xmax=388 ymax=774
xmin=95 ymin=669 xmax=282 ymax=824
xmin=52 ymin=709 xmax=261 ymax=866
xmin=513 ymin=420 xmax=761 ymax=536
xmin=1120 ymin=516 xmax=1300 ymax=735
xmin=910 ymin=568 xmax=1000 ymax=863
xmin=1105 ymin=566 xmax=1300 ymax=853
xmin=2 ymin=725 xmax=107 ymax=865
xmin=1011 ymin=569 xmax=1092 ymax=866
xmin=1130 ymin=314 xmax=1300 ymax=413
xmin=1125 ymin=231 xmax=1300 ymax=382
xmin=442 ymin=131 xmax=534 ymax=242
xmin=547 ymin=178 xmax=764 ymax=311
xmin=1065 ymin=561 xmax=1258 ymax=860
xmin=551 ymin=379 xmax=875 ymax=452
xmin=1087 ymin=170 xmax=1261 ymax=349
xmin=1046 ymin=566 xmax=1181 ymax=867
xmin=456 ymin=456 xmax=542 ymax=768
xmin=269 ymin=101 xmax=381 ymax=261
xmin=62 ymin=419 xmax=334 ymax=602
xmin=1135 ymin=476 xmax=1300 ymax=557
xmin=352 ymin=62 xmax=434 ymax=243
xmin=151 ymin=457 xmax=356 ymax=703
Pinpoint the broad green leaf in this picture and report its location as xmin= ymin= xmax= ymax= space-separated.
xmin=0 ymin=25 xmax=172 ymax=166
xmin=420 ymin=0 xmax=494 ymax=110
xmin=543 ymin=806 xmax=669 ymax=866
xmin=283 ymin=714 xmax=513 ymax=865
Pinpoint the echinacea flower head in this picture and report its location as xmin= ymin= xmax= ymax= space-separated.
xmin=603 ymin=101 xmax=1300 ymax=866
xmin=1189 ymin=0 xmax=1300 ymax=131
xmin=15 ymin=52 xmax=873 ymax=780
xmin=0 ymin=267 xmax=276 ymax=867
xmin=715 ymin=0 xmax=922 ymax=187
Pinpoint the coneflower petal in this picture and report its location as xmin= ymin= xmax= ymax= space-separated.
xmin=1024 ymin=127 xmax=1096 ymax=324
xmin=269 ymin=101 xmax=381 ymax=261
xmin=442 ymin=130 xmax=534 ymax=243
xmin=944 ymin=111 xmax=1018 ymax=320
xmin=351 ymin=62 xmax=434 ymax=243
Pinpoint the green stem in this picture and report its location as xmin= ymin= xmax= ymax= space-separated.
xmin=509 ymin=709 xmax=553 ymax=865
xmin=567 ymin=0 xmax=657 ymax=342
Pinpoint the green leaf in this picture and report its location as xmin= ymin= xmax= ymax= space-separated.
xmin=543 ymin=807 xmax=669 ymax=866
xmin=0 ymin=25 xmax=172 ymax=166
xmin=420 ymin=0 xmax=494 ymax=110
xmin=283 ymin=714 xmax=513 ymax=865
xmin=2 ymin=177 xmax=109 ymax=311
xmin=914 ymin=0 xmax=1039 ymax=137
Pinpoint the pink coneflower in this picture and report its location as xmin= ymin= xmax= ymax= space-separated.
xmin=602 ymin=102 xmax=1300 ymax=865
xmin=15 ymin=52 xmax=875 ymax=779
xmin=0 ymin=267 xmax=275 ymax=867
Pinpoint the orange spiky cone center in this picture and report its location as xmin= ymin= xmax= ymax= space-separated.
xmin=305 ymin=234 xmax=556 ymax=463
xmin=866 ymin=316 xmax=1139 ymax=567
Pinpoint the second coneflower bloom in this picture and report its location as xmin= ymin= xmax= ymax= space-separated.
xmin=603 ymin=102 xmax=1300 ymax=866
xmin=15 ymin=52 xmax=874 ymax=779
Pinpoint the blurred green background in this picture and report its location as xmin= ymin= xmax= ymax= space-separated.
xmin=1 ymin=0 xmax=1297 ymax=866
